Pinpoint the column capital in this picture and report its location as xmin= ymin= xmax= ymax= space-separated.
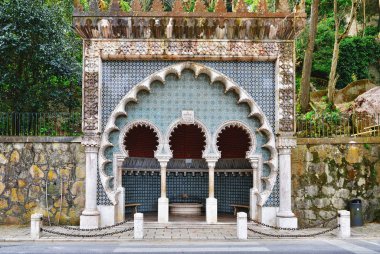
xmin=247 ymin=156 xmax=260 ymax=169
xmin=204 ymin=152 xmax=220 ymax=168
xmin=82 ymin=133 xmax=101 ymax=148
xmin=276 ymin=136 xmax=296 ymax=151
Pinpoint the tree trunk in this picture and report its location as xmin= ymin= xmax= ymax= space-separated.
xmin=327 ymin=40 xmax=340 ymax=103
xmin=362 ymin=0 xmax=366 ymax=36
xmin=327 ymin=0 xmax=358 ymax=104
xmin=299 ymin=0 xmax=320 ymax=113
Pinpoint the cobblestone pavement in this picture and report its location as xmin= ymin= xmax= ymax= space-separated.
xmin=0 ymin=223 xmax=379 ymax=242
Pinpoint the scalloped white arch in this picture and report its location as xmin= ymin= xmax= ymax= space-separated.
xmin=214 ymin=120 xmax=257 ymax=159
xmin=118 ymin=119 xmax=163 ymax=157
xmin=99 ymin=61 xmax=278 ymax=206
xmin=165 ymin=118 xmax=212 ymax=159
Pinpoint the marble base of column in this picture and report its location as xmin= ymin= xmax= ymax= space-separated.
xmin=158 ymin=197 xmax=169 ymax=223
xmin=206 ymin=197 xmax=217 ymax=224
xmin=80 ymin=213 xmax=100 ymax=229
xmin=276 ymin=216 xmax=298 ymax=229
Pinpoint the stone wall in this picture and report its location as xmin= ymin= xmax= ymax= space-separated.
xmin=292 ymin=137 xmax=380 ymax=227
xmin=0 ymin=137 xmax=85 ymax=225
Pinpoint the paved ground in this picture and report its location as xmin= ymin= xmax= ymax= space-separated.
xmin=0 ymin=239 xmax=379 ymax=254
xmin=0 ymin=222 xmax=379 ymax=241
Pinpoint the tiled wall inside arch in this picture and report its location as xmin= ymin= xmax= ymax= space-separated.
xmin=121 ymin=172 xmax=253 ymax=214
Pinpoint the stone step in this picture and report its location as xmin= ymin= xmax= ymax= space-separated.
xmin=144 ymin=222 xmax=236 ymax=229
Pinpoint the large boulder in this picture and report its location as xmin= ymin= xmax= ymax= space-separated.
xmin=352 ymin=86 xmax=380 ymax=127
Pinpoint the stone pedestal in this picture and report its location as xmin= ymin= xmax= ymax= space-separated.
xmin=158 ymin=197 xmax=169 ymax=223
xmin=237 ymin=212 xmax=248 ymax=240
xmin=276 ymin=136 xmax=297 ymax=229
xmin=31 ymin=213 xmax=43 ymax=240
xmin=338 ymin=210 xmax=351 ymax=238
xmin=206 ymin=197 xmax=217 ymax=224
xmin=134 ymin=213 xmax=144 ymax=239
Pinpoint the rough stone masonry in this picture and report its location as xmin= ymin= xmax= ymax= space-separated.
xmin=292 ymin=138 xmax=380 ymax=227
xmin=0 ymin=137 xmax=84 ymax=225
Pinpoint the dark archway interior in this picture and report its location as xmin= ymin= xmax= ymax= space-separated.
xmin=217 ymin=126 xmax=251 ymax=158
xmin=123 ymin=125 xmax=159 ymax=158
xmin=169 ymin=124 xmax=206 ymax=159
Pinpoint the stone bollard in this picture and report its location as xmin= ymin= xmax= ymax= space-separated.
xmin=337 ymin=210 xmax=350 ymax=238
xmin=31 ymin=213 xmax=43 ymax=240
xmin=134 ymin=213 xmax=144 ymax=240
xmin=237 ymin=212 xmax=248 ymax=240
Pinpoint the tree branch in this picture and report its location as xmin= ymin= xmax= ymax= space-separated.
xmin=338 ymin=0 xmax=358 ymax=42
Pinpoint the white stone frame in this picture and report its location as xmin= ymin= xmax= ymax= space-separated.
xmin=98 ymin=62 xmax=278 ymax=208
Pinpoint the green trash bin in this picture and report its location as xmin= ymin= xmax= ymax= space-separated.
xmin=350 ymin=199 xmax=363 ymax=227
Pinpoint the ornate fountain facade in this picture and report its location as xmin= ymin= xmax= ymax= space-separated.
xmin=73 ymin=0 xmax=306 ymax=229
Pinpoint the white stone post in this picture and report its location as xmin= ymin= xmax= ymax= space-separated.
xmin=31 ymin=213 xmax=43 ymax=240
xmin=276 ymin=136 xmax=298 ymax=229
xmin=337 ymin=210 xmax=351 ymax=238
xmin=248 ymin=156 xmax=260 ymax=220
xmin=134 ymin=213 xmax=144 ymax=239
xmin=237 ymin=212 xmax=248 ymax=240
xmin=157 ymin=158 xmax=170 ymax=223
xmin=206 ymin=157 xmax=219 ymax=224
xmin=80 ymin=134 xmax=101 ymax=229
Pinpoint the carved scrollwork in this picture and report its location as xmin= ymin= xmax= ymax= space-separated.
xmin=277 ymin=42 xmax=295 ymax=133
xmin=83 ymin=72 xmax=99 ymax=132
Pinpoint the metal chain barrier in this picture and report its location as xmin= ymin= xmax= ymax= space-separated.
xmin=249 ymin=215 xmax=337 ymax=231
xmin=248 ymin=224 xmax=340 ymax=238
xmin=42 ymin=217 xmax=132 ymax=232
xmin=41 ymin=226 xmax=134 ymax=238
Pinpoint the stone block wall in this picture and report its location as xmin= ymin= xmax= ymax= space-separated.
xmin=292 ymin=137 xmax=380 ymax=227
xmin=0 ymin=137 xmax=85 ymax=225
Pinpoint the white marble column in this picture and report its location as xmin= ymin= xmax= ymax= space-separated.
xmin=248 ymin=156 xmax=260 ymax=220
xmin=206 ymin=158 xmax=218 ymax=224
xmin=276 ymin=136 xmax=297 ymax=228
xmin=157 ymin=158 xmax=170 ymax=223
xmin=80 ymin=134 xmax=101 ymax=229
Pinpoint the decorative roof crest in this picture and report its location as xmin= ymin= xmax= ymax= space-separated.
xmin=194 ymin=0 xmax=207 ymax=13
xmin=151 ymin=0 xmax=164 ymax=12
xmin=171 ymin=0 xmax=184 ymax=13
xmin=214 ymin=0 xmax=227 ymax=13
xmin=132 ymin=0 xmax=142 ymax=12
xmin=233 ymin=0 xmax=247 ymax=13
xmin=109 ymin=0 xmax=121 ymax=12
xmin=89 ymin=0 xmax=100 ymax=12
xmin=257 ymin=0 xmax=268 ymax=14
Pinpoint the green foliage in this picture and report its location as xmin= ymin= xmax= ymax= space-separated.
xmin=0 ymin=0 xmax=81 ymax=112
xmin=364 ymin=25 xmax=379 ymax=37
xmin=337 ymin=36 xmax=380 ymax=88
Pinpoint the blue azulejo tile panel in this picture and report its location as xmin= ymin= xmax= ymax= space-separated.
xmin=167 ymin=172 xmax=209 ymax=206
xmin=101 ymin=61 xmax=275 ymax=130
xmin=215 ymin=173 xmax=252 ymax=213
xmin=122 ymin=172 xmax=161 ymax=213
